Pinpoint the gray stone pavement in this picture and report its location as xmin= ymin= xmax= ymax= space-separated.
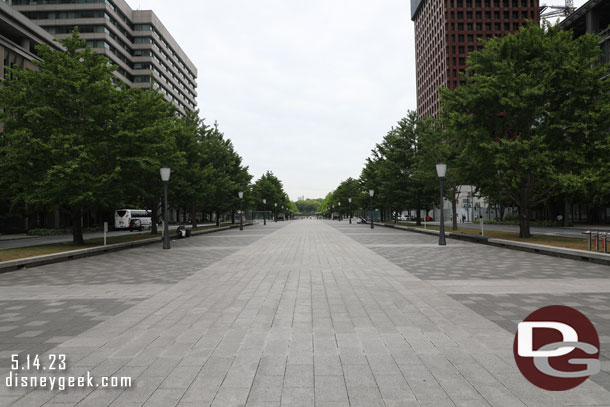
xmin=0 ymin=220 xmax=609 ymax=406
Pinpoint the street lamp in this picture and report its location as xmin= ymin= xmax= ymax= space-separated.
xmin=238 ymin=191 xmax=244 ymax=231
xmin=338 ymin=202 xmax=341 ymax=221
xmin=348 ymin=197 xmax=352 ymax=224
xmin=274 ymin=203 xmax=277 ymax=222
xmin=160 ymin=167 xmax=171 ymax=249
xmin=436 ymin=163 xmax=447 ymax=246
xmin=263 ymin=199 xmax=267 ymax=225
xmin=369 ymin=189 xmax=374 ymax=229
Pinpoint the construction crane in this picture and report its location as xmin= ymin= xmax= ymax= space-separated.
xmin=539 ymin=0 xmax=576 ymax=19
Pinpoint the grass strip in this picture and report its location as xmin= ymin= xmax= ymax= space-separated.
xmin=387 ymin=222 xmax=589 ymax=251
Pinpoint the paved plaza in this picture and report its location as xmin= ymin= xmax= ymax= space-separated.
xmin=0 ymin=220 xmax=609 ymax=406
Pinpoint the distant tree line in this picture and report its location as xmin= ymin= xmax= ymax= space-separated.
xmin=294 ymin=199 xmax=322 ymax=215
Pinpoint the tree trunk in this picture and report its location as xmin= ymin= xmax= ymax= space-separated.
xmin=394 ymin=210 xmax=398 ymax=224
xmin=415 ymin=203 xmax=422 ymax=225
xmin=150 ymin=204 xmax=159 ymax=234
xmin=451 ymin=196 xmax=458 ymax=230
xmin=71 ymin=207 xmax=85 ymax=245
xmin=191 ymin=202 xmax=198 ymax=228
xmin=216 ymin=210 xmax=220 ymax=227
xmin=231 ymin=211 xmax=235 ymax=224
xmin=519 ymin=185 xmax=531 ymax=238
xmin=564 ymin=196 xmax=570 ymax=227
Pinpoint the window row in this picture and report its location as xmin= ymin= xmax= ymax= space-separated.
xmin=452 ymin=0 xmax=536 ymax=7
xmin=449 ymin=10 xmax=537 ymax=20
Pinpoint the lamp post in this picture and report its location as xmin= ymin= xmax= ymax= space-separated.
xmin=238 ymin=191 xmax=244 ymax=231
xmin=369 ymin=189 xmax=374 ymax=229
xmin=250 ymin=187 xmax=254 ymax=222
xmin=338 ymin=202 xmax=341 ymax=221
xmin=348 ymin=197 xmax=352 ymax=224
xmin=263 ymin=199 xmax=267 ymax=225
xmin=160 ymin=167 xmax=171 ymax=249
xmin=436 ymin=163 xmax=447 ymax=246
xmin=274 ymin=203 xmax=277 ymax=222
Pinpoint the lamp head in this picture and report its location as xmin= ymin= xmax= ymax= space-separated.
xmin=238 ymin=191 xmax=243 ymax=199
xmin=160 ymin=167 xmax=171 ymax=181
xmin=436 ymin=163 xmax=447 ymax=178
xmin=369 ymin=189 xmax=374 ymax=197
xmin=263 ymin=199 xmax=266 ymax=204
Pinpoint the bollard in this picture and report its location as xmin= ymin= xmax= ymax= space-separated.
xmin=593 ymin=231 xmax=599 ymax=251
xmin=584 ymin=231 xmax=592 ymax=251
xmin=601 ymin=232 xmax=607 ymax=254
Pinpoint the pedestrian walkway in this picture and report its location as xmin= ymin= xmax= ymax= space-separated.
xmin=0 ymin=220 xmax=608 ymax=406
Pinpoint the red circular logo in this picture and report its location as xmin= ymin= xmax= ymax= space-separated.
xmin=513 ymin=305 xmax=600 ymax=391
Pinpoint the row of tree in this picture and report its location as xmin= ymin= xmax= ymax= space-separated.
xmin=295 ymin=199 xmax=322 ymax=215
xmin=0 ymin=31 xmax=292 ymax=244
xmin=323 ymin=22 xmax=610 ymax=238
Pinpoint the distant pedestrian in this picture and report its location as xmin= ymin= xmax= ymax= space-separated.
xmin=462 ymin=214 xmax=466 ymax=223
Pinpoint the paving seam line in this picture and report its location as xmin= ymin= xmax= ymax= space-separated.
xmin=0 ymin=223 xmax=254 ymax=273
xmin=374 ymin=222 xmax=610 ymax=266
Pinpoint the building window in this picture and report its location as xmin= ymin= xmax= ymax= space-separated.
xmin=134 ymin=24 xmax=152 ymax=31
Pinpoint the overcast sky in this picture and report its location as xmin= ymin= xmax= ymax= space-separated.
xmin=126 ymin=1 xmax=587 ymax=201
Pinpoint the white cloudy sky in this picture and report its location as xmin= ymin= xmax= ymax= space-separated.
xmin=126 ymin=1 xmax=587 ymax=201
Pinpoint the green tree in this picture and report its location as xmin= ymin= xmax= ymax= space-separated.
xmin=416 ymin=117 xmax=465 ymax=230
xmin=252 ymin=171 xmax=289 ymax=220
xmin=333 ymin=178 xmax=363 ymax=219
xmin=0 ymin=30 xmax=121 ymax=244
xmin=170 ymin=112 xmax=212 ymax=228
xmin=360 ymin=112 xmax=436 ymax=225
xmin=201 ymin=123 xmax=251 ymax=226
xmin=114 ymin=87 xmax=182 ymax=234
xmin=441 ymin=22 xmax=610 ymax=237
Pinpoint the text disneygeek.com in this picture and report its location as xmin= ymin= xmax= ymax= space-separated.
xmin=4 ymin=354 xmax=132 ymax=391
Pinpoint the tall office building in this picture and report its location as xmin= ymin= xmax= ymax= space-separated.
xmin=411 ymin=0 xmax=539 ymax=118
xmin=9 ymin=0 xmax=197 ymax=115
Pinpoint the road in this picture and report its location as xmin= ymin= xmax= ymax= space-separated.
xmin=0 ymin=219 xmax=608 ymax=406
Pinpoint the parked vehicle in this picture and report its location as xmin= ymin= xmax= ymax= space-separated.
xmin=114 ymin=209 xmax=152 ymax=229
xmin=128 ymin=217 xmax=152 ymax=232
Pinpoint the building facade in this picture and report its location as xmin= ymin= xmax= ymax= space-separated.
xmin=9 ymin=0 xmax=197 ymax=114
xmin=560 ymin=0 xmax=610 ymax=65
xmin=560 ymin=0 xmax=610 ymax=223
xmin=1 ymin=0 xmax=62 ymax=79
xmin=411 ymin=0 xmax=539 ymax=118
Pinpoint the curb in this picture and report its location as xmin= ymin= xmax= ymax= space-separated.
xmin=0 ymin=223 xmax=253 ymax=273
xmin=0 ymin=235 xmax=38 ymax=241
xmin=375 ymin=222 xmax=610 ymax=266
